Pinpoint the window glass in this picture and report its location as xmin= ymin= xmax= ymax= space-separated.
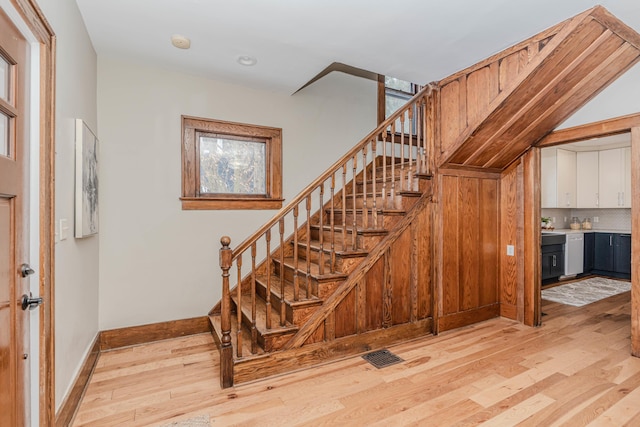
xmin=385 ymin=76 xmax=412 ymax=93
xmin=199 ymin=136 xmax=266 ymax=195
xmin=0 ymin=113 xmax=8 ymax=157
xmin=385 ymin=91 xmax=412 ymax=119
xmin=0 ymin=55 xmax=8 ymax=102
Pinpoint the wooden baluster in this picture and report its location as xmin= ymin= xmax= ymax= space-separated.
xmin=362 ymin=147 xmax=368 ymax=229
xmin=306 ymin=195 xmax=312 ymax=299
xmin=318 ymin=185 xmax=325 ymax=275
xmin=342 ymin=164 xmax=347 ymax=252
xmin=382 ymin=131 xmax=388 ymax=210
xmin=330 ymin=173 xmax=336 ymax=273
xmin=265 ymin=229 xmax=272 ymax=330
xmin=371 ymin=139 xmax=378 ymax=229
xmin=236 ymin=254 xmax=242 ymax=358
xmin=351 ymin=155 xmax=357 ymax=250
xmin=390 ymin=123 xmax=396 ymax=209
xmin=250 ymin=243 xmax=257 ymax=354
xmin=219 ymin=236 xmax=233 ymax=388
xmin=400 ymin=112 xmax=405 ymax=193
xmin=279 ymin=218 xmax=286 ymax=326
xmin=408 ymin=106 xmax=414 ymax=191
xmin=293 ymin=206 xmax=300 ymax=301
xmin=418 ymin=100 xmax=424 ymax=175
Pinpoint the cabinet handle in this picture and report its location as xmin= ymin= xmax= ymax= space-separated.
xmin=622 ymin=192 xmax=625 ymax=206
xmin=566 ymin=192 xmax=570 ymax=207
xmin=610 ymin=235 xmax=613 ymax=246
xmin=596 ymin=192 xmax=599 ymax=207
xmin=552 ymin=255 xmax=556 ymax=267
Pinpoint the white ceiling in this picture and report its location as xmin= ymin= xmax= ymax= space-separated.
xmin=75 ymin=0 xmax=640 ymax=94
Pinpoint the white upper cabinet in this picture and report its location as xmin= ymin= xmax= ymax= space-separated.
xmin=541 ymin=148 xmax=576 ymax=208
xmin=576 ymin=151 xmax=599 ymax=208
xmin=598 ymin=148 xmax=631 ymax=208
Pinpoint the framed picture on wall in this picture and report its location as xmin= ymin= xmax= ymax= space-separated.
xmin=75 ymin=118 xmax=99 ymax=238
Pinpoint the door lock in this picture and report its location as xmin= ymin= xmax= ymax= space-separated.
xmin=21 ymin=293 xmax=43 ymax=311
xmin=21 ymin=263 xmax=35 ymax=278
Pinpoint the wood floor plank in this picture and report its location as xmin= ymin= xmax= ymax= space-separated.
xmin=72 ymin=292 xmax=640 ymax=426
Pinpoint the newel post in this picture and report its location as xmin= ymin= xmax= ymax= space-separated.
xmin=219 ymin=236 xmax=234 ymax=388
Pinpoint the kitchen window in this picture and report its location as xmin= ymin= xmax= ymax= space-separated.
xmin=181 ymin=116 xmax=283 ymax=210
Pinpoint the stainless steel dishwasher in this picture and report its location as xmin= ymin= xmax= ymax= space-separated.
xmin=564 ymin=232 xmax=584 ymax=276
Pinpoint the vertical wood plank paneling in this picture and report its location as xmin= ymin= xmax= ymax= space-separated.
xmin=382 ymin=250 xmax=393 ymax=328
xmin=334 ymin=288 xmax=356 ymax=339
xmin=442 ymin=175 xmax=460 ymax=315
xmin=499 ymin=48 xmax=530 ymax=92
xmin=325 ymin=312 xmax=335 ymax=341
xmin=417 ymin=204 xmax=432 ymax=320
xmin=499 ymin=163 xmax=519 ymax=319
xmin=479 ymin=178 xmax=499 ymax=307
xmin=356 ymin=279 xmax=366 ymax=334
xmin=458 ymin=75 xmax=468 ymax=131
xmin=466 ymin=66 xmax=495 ymax=125
xmin=459 ymin=178 xmax=480 ymax=311
xmin=410 ymin=220 xmax=419 ymax=322
xmin=440 ymin=81 xmax=460 ymax=155
xmin=516 ymin=161 xmax=526 ymax=323
xmin=365 ymin=258 xmax=384 ymax=331
xmin=391 ymin=228 xmax=411 ymax=325
xmin=523 ymin=149 xmax=541 ymax=327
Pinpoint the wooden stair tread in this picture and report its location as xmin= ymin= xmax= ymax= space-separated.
xmin=277 ymin=256 xmax=348 ymax=280
xmin=255 ymin=273 xmax=323 ymax=307
xmin=232 ymin=292 xmax=298 ymax=337
xmin=310 ymin=223 xmax=389 ymax=236
xmin=209 ymin=314 xmax=265 ymax=359
xmin=295 ymin=240 xmax=369 ymax=258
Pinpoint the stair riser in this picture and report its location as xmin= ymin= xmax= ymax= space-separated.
xmin=355 ymin=176 xmax=420 ymax=193
xmin=230 ymin=298 xmax=297 ymax=353
xmin=328 ymin=212 xmax=401 ymax=230
xmin=309 ymin=228 xmax=385 ymax=252
xmin=254 ymin=279 xmax=320 ymax=325
xmin=335 ymin=194 xmax=408 ymax=210
xmin=295 ymin=249 xmax=366 ymax=275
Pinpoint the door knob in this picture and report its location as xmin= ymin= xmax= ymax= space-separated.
xmin=21 ymin=263 xmax=35 ymax=278
xmin=21 ymin=293 xmax=43 ymax=311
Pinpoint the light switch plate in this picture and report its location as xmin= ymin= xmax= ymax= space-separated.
xmin=59 ymin=218 xmax=69 ymax=241
xmin=506 ymin=245 xmax=515 ymax=256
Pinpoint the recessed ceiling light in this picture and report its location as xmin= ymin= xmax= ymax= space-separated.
xmin=237 ymin=55 xmax=257 ymax=66
xmin=171 ymin=34 xmax=191 ymax=50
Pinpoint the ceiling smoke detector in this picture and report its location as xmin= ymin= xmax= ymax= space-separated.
xmin=171 ymin=34 xmax=191 ymax=50
xmin=237 ymin=55 xmax=257 ymax=66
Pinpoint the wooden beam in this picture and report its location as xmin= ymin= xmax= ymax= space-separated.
xmin=631 ymin=127 xmax=640 ymax=356
xmin=522 ymin=149 xmax=541 ymax=327
xmin=538 ymin=112 xmax=640 ymax=146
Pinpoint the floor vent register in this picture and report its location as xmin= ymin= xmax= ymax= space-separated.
xmin=362 ymin=349 xmax=404 ymax=369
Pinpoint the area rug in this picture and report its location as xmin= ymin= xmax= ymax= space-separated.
xmin=159 ymin=414 xmax=211 ymax=427
xmin=542 ymin=277 xmax=631 ymax=307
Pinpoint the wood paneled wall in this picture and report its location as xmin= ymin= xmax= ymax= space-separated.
xmin=438 ymin=171 xmax=500 ymax=331
xmin=332 ymin=206 xmax=433 ymax=338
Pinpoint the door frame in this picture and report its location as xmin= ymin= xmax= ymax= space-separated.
xmin=8 ymin=0 xmax=55 ymax=425
xmin=536 ymin=113 xmax=640 ymax=354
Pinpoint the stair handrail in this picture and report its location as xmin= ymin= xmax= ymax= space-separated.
xmin=228 ymin=83 xmax=436 ymax=260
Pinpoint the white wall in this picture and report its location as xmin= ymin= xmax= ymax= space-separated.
xmin=97 ymin=57 xmax=376 ymax=330
xmin=37 ymin=0 xmax=99 ymax=409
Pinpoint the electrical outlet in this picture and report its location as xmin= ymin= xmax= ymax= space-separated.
xmin=506 ymin=245 xmax=515 ymax=256
xmin=552 ymin=217 xmax=556 ymax=223
xmin=593 ymin=216 xmax=599 ymax=223
xmin=564 ymin=217 xmax=567 ymax=223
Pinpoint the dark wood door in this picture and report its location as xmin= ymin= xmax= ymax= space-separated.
xmin=0 ymin=7 xmax=29 ymax=426
xmin=594 ymin=233 xmax=614 ymax=272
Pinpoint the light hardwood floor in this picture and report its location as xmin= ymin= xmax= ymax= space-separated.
xmin=73 ymin=292 xmax=640 ymax=426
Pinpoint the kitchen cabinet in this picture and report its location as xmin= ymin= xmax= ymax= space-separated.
xmin=542 ymin=245 xmax=565 ymax=280
xmin=583 ymin=232 xmax=594 ymax=273
xmin=541 ymin=148 xmax=576 ymax=208
xmin=576 ymin=151 xmax=599 ymax=208
xmin=598 ymin=148 xmax=631 ymax=208
xmin=593 ymin=232 xmax=631 ymax=278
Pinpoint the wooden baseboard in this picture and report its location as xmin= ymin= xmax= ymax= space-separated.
xmin=55 ymin=334 xmax=100 ymax=427
xmin=500 ymin=302 xmax=517 ymax=320
xmin=438 ymin=304 xmax=500 ymax=332
xmin=99 ymin=316 xmax=210 ymax=351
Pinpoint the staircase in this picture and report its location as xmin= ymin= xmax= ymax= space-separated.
xmin=209 ymin=84 xmax=437 ymax=387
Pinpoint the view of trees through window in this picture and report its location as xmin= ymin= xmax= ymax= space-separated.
xmin=199 ymin=136 xmax=266 ymax=195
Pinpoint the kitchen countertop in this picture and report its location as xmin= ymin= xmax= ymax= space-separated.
xmin=544 ymin=228 xmax=631 ymax=234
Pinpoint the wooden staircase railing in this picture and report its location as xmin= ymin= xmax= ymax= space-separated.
xmin=214 ymin=83 xmax=436 ymax=387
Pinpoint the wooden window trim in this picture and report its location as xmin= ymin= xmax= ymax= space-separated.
xmin=181 ymin=115 xmax=283 ymax=210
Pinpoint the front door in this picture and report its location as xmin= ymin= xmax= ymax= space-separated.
xmin=0 ymin=6 xmax=30 ymax=426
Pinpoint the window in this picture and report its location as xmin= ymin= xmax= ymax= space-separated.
xmin=181 ymin=116 xmax=283 ymax=210
xmin=378 ymin=76 xmax=421 ymax=125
